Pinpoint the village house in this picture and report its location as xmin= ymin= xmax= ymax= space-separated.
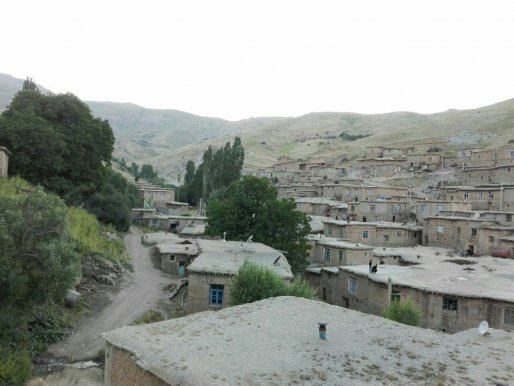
xmin=363 ymin=146 xmax=412 ymax=159
xmin=314 ymin=248 xmax=514 ymax=333
xmin=423 ymin=212 xmax=514 ymax=256
xmin=277 ymin=182 xmax=318 ymax=199
xmin=134 ymin=212 xmax=207 ymax=234
xmin=444 ymin=147 xmax=514 ymax=169
xmin=406 ymin=153 xmax=442 ymax=171
xmin=460 ymin=165 xmax=514 ymax=187
xmin=356 ymin=157 xmax=408 ymax=178
xmin=186 ymin=240 xmax=293 ymax=314
xmin=139 ymin=187 xmax=176 ymax=212
xmin=323 ymin=219 xmax=422 ymax=247
xmin=102 ymin=296 xmax=514 ymax=386
xmin=318 ymin=183 xmax=409 ymax=202
xmin=414 ymin=199 xmax=473 ymax=225
xmin=295 ymin=197 xmax=348 ymax=217
xmin=0 ymin=146 xmax=10 ymax=177
xmin=159 ymin=201 xmax=189 ymax=216
xmin=347 ymin=199 xmax=412 ymax=223
xmin=153 ymin=239 xmax=199 ymax=276
xmin=307 ymin=235 xmax=374 ymax=267
xmin=441 ymin=185 xmax=513 ymax=211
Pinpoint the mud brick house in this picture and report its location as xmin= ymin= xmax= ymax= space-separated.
xmin=103 ymin=296 xmax=514 ymax=386
xmin=153 ymin=239 xmax=199 ymax=276
xmin=347 ymin=199 xmax=412 ymax=223
xmin=139 ymin=187 xmax=176 ymax=212
xmin=0 ymin=146 xmax=10 ymax=177
xmin=423 ymin=212 xmax=514 ymax=256
xmin=323 ymin=219 xmax=422 ymax=247
xmin=441 ymin=185 xmax=512 ymax=211
xmin=406 ymin=153 xmax=442 ymax=171
xmin=307 ymin=235 xmax=374 ymax=267
xmin=318 ymin=252 xmax=514 ymax=334
xmin=414 ymin=199 xmax=473 ymax=225
xmin=295 ymin=197 xmax=348 ymax=217
xmin=186 ymin=240 xmax=293 ymax=314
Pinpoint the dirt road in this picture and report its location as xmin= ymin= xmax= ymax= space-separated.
xmin=47 ymin=228 xmax=171 ymax=361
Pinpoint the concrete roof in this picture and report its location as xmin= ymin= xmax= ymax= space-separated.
xmin=142 ymin=232 xmax=183 ymax=245
xmin=341 ymin=255 xmax=514 ymax=303
xmin=187 ymin=240 xmax=293 ymax=279
xmin=156 ymin=241 xmax=199 ymax=256
xmin=295 ymin=197 xmax=348 ymax=208
xmin=103 ymin=296 xmax=514 ymax=386
xmin=323 ymin=219 xmax=423 ymax=230
xmin=165 ymin=201 xmax=189 ymax=206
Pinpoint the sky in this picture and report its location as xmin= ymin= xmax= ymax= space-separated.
xmin=1 ymin=0 xmax=514 ymax=120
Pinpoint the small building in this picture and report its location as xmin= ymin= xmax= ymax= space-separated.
xmin=139 ymin=187 xmax=176 ymax=211
xmin=103 ymin=296 xmax=514 ymax=386
xmin=0 ymin=146 xmax=11 ymax=177
xmin=406 ymin=153 xmax=442 ymax=171
xmin=160 ymin=201 xmax=189 ymax=216
xmin=154 ymin=239 xmax=199 ymax=276
xmin=307 ymin=236 xmax=374 ymax=267
xmin=186 ymin=240 xmax=293 ymax=314
xmin=328 ymin=252 xmax=514 ymax=333
xmin=347 ymin=199 xmax=412 ymax=223
xmin=295 ymin=197 xmax=348 ymax=217
xmin=323 ymin=219 xmax=422 ymax=247
xmin=414 ymin=199 xmax=473 ymax=225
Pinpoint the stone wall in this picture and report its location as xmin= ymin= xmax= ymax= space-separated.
xmin=104 ymin=343 xmax=169 ymax=386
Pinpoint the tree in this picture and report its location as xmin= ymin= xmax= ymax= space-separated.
xmin=206 ymin=176 xmax=311 ymax=275
xmin=230 ymin=260 xmax=315 ymax=306
xmin=22 ymin=77 xmax=39 ymax=92
xmin=382 ymin=298 xmax=422 ymax=326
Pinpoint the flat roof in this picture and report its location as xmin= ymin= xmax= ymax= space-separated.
xmin=307 ymin=216 xmax=325 ymax=233
xmin=323 ymin=219 xmax=423 ymax=230
xmin=340 ymin=254 xmax=514 ymax=303
xmin=156 ymin=241 xmax=198 ymax=255
xmin=179 ymin=223 xmax=206 ymax=235
xmin=295 ymin=197 xmax=348 ymax=208
xmin=187 ymin=240 xmax=293 ymax=278
xmin=103 ymin=296 xmax=514 ymax=385
xmin=312 ymin=236 xmax=374 ymax=250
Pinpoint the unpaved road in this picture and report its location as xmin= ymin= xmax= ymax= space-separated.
xmin=47 ymin=228 xmax=171 ymax=361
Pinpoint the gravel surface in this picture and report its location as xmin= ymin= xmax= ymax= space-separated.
xmin=47 ymin=227 xmax=172 ymax=361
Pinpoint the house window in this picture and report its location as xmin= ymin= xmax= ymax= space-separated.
xmin=368 ymin=189 xmax=373 ymax=196
xmin=443 ymin=297 xmax=458 ymax=311
xmin=464 ymin=192 xmax=469 ymax=199
xmin=507 ymin=214 xmax=512 ymax=222
xmin=391 ymin=292 xmax=401 ymax=302
xmin=489 ymin=236 xmax=494 ymax=242
xmin=397 ymin=231 xmax=402 ymax=236
xmin=489 ymin=192 xmax=494 ymax=199
xmin=209 ymin=284 xmax=224 ymax=305
xmin=478 ymin=191 xmax=483 ymax=198
xmin=505 ymin=308 xmax=514 ymax=325
xmin=383 ymin=235 xmax=389 ymax=242
xmin=328 ymin=226 xmax=333 ymax=236
xmin=362 ymin=231 xmax=369 ymax=239
xmin=457 ymin=227 xmax=461 ymax=235
xmin=436 ymin=205 xmax=443 ymax=213
xmin=370 ymin=205 xmax=376 ymax=212
xmin=420 ymin=204 xmax=426 ymax=214
xmin=437 ymin=226 xmax=444 ymax=234
xmin=324 ymin=248 xmax=331 ymax=262
xmin=338 ymin=250 xmax=344 ymax=262
xmin=471 ymin=228 xmax=477 ymax=237
xmin=168 ymin=255 xmax=176 ymax=262
xmin=348 ymin=277 xmax=358 ymax=295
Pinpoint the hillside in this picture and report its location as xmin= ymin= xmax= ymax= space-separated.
xmin=2 ymin=73 xmax=514 ymax=184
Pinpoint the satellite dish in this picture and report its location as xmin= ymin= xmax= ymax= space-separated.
xmin=474 ymin=212 xmax=480 ymax=219
xmin=478 ymin=320 xmax=489 ymax=335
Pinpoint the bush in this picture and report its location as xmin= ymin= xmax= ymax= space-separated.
xmin=382 ymin=298 xmax=422 ymax=327
xmin=132 ymin=309 xmax=164 ymax=325
xmin=230 ymin=260 xmax=315 ymax=306
xmin=0 ymin=347 xmax=31 ymax=386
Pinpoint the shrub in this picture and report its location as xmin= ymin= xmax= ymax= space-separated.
xmin=0 ymin=347 xmax=31 ymax=386
xmin=382 ymin=298 xmax=422 ymax=327
xmin=132 ymin=309 xmax=164 ymax=325
xmin=230 ymin=260 xmax=315 ymax=306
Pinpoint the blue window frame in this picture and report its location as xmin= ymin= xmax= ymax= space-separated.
xmin=210 ymin=284 xmax=224 ymax=305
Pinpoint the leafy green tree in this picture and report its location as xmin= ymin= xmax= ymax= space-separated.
xmin=22 ymin=77 xmax=39 ymax=92
xmin=130 ymin=162 xmax=139 ymax=177
xmin=206 ymin=176 xmax=311 ymax=275
xmin=382 ymin=298 xmax=422 ymax=326
xmin=184 ymin=160 xmax=195 ymax=185
xmin=230 ymin=260 xmax=315 ymax=306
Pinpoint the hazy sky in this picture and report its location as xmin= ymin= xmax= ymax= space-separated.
xmin=2 ymin=0 xmax=513 ymax=120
